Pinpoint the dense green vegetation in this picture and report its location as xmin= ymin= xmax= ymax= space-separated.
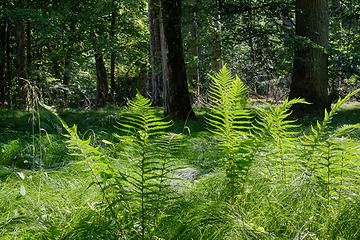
xmin=1 ymin=68 xmax=360 ymax=239
xmin=2 ymin=1 xmax=360 ymax=238
xmin=2 ymin=0 xmax=360 ymax=113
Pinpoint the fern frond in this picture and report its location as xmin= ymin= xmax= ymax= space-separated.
xmin=301 ymin=89 xmax=360 ymax=208
xmin=256 ymin=98 xmax=308 ymax=182
xmin=115 ymin=92 xmax=183 ymax=239
xmin=40 ymin=103 xmax=124 ymax=234
xmin=206 ymin=65 xmax=257 ymax=204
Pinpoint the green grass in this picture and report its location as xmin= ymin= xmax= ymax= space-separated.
xmin=1 ymin=101 xmax=360 ymax=239
xmin=0 ymin=166 xmax=99 ymax=239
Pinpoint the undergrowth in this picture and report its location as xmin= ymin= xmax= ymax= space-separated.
xmin=1 ymin=66 xmax=360 ymax=239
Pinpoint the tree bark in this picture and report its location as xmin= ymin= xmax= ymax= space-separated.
xmin=5 ymin=20 xmax=11 ymax=105
xmin=110 ymin=0 xmax=116 ymax=105
xmin=0 ymin=17 xmax=7 ymax=106
xmin=62 ymin=22 xmax=75 ymax=108
xmin=210 ymin=0 xmax=223 ymax=73
xmin=289 ymin=0 xmax=329 ymax=114
xmin=95 ymin=51 xmax=109 ymax=108
xmin=185 ymin=10 xmax=200 ymax=102
xmin=15 ymin=15 xmax=29 ymax=107
xmin=26 ymin=21 xmax=32 ymax=76
xmin=47 ymin=42 xmax=61 ymax=80
xmin=149 ymin=0 xmax=163 ymax=106
xmin=61 ymin=55 xmax=71 ymax=107
xmin=160 ymin=0 xmax=195 ymax=119
xmin=332 ymin=0 xmax=342 ymax=40
xmin=329 ymin=0 xmax=342 ymax=100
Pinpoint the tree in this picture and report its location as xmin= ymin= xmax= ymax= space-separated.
xmin=14 ymin=0 xmax=29 ymax=107
xmin=289 ymin=0 xmax=330 ymax=113
xmin=184 ymin=7 xmax=200 ymax=102
xmin=95 ymin=51 xmax=109 ymax=108
xmin=0 ymin=17 xmax=9 ymax=106
xmin=210 ymin=0 xmax=223 ymax=74
xmin=148 ymin=0 xmax=163 ymax=106
xmin=160 ymin=0 xmax=195 ymax=119
xmin=110 ymin=0 xmax=117 ymax=105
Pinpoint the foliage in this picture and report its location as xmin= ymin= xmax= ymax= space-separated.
xmin=301 ymin=89 xmax=360 ymax=208
xmin=41 ymin=92 xmax=184 ymax=239
xmin=206 ymin=65 xmax=257 ymax=204
xmin=1 ymin=67 xmax=360 ymax=239
xmin=256 ymin=97 xmax=308 ymax=183
xmin=113 ymin=92 xmax=183 ymax=239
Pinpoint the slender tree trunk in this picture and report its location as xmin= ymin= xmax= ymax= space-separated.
xmin=333 ymin=0 xmax=342 ymax=40
xmin=0 ymin=17 xmax=7 ymax=105
xmin=110 ymin=52 xmax=116 ymax=105
xmin=110 ymin=0 xmax=116 ymax=105
xmin=160 ymin=0 xmax=195 ymax=119
xmin=45 ymin=41 xmax=61 ymax=105
xmin=5 ymin=21 xmax=11 ymax=105
xmin=210 ymin=0 xmax=223 ymax=73
xmin=26 ymin=21 xmax=32 ymax=77
xmin=289 ymin=0 xmax=329 ymax=114
xmin=281 ymin=7 xmax=294 ymax=41
xmin=61 ymin=55 xmax=71 ymax=107
xmin=15 ymin=14 xmax=29 ymax=107
xmin=329 ymin=0 xmax=342 ymax=101
xmin=149 ymin=0 xmax=163 ymax=106
xmin=95 ymin=51 xmax=109 ymax=108
xmin=62 ymin=22 xmax=75 ymax=108
xmin=185 ymin=10 xmax=200 ymax=102
xmin=47 ymin=42 xmax=61 ymax=80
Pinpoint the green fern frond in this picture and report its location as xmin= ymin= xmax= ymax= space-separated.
xmin=115 ymin=92 xmax=182 ymax=239
xmin=40 ymin=103 xmax=124 ymax=234
xmin=317 ymin=88 xmax=360 ymax=137
xmin=206 ymin=65 xmax=256 ymax=204
xmin=301 ymin=89 xmax=360 ymax=208
xmin=256 ymin=98 xmax=308 ymax=182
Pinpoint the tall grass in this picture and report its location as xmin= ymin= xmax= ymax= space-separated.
xmin=1 ymin=66 xmax=360 ymax=239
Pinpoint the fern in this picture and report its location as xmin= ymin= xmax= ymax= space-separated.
xmin=40 ymin=104 xmax=125 ymax=235
xmin=256 ymin=98 xmax=308 ymax=183
xmin=42 ymin=94 xmax=183 ymax=239
xmin=301 ymin=89 xmax=360 ymax=208
xmin=206 ymin=65 xmax=256 ymax=204
xmin=114 ymin=92 xmax=181 ymax=239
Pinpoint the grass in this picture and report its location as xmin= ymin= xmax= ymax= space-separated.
xmin=0 ymin=166 xmax=98 ymax=239
xmin=1 ymin=102 xmax=360 ymax=239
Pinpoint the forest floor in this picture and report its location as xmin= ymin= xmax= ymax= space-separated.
xmin=1 ymin=102 xmax=360 ymax=239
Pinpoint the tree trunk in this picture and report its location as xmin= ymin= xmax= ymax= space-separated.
xmin=5 ymin=20 xmax=11 ymax=105
xmin=160 ymin=0 xmax=195 ymax=119
xmin=110 ymin=52 xmax=116 ymax=105
xmin=329 ymin=0 xmax=342 ymax=101
xmin=95 ymin=51 xmax=109 ymax=108
xmin=62 ymin=22 xmax=75 ymax=108
xmin=0 ymin=17 xmax=7 ymax=106
xmin=289 ymin=0 xmax=329 ymax=114
xmin=210 ymin=0 xmax=223 ymax=73
xmin=15 ymin=15 xmax=29 ymax=107
xmin=110 ymin=0 xmax=116 ymax=105
xmin=47 ymin=42 xmax=61 ymax=80
xmin=185 ymin=10 xmax=200 ymax=103
xmin=333 ymin=0 xmax=342 ymax=40
xmin=149 ymin=0 xmax=163 ymax=106
xmin=26 ymin=21 xmax=32 ymax=77
xmin=62 ymin=55 xmax=71 ymax=107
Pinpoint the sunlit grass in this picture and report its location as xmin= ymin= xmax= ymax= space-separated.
xmin=1 ymin=100 xmax=360 ymax=239
xmin=0 ymin=165 xmax=99 ymax=239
